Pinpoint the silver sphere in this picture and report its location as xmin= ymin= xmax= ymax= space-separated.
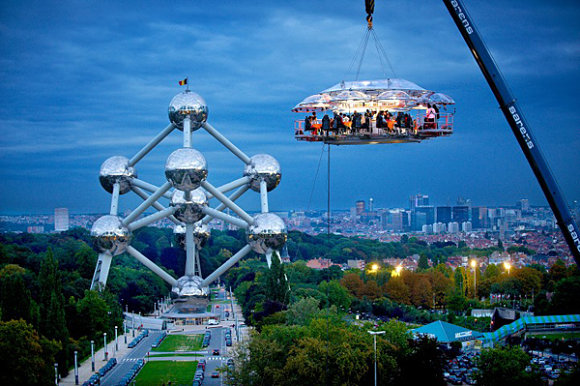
xmin=172 ymin=275 xmax=208 ymax=297
xmin=244 ymin=154 xmax=282 ymax=192
xmin=246 ymin=213 xmax=287 ymax=254
xmin=165 ymin=148 xmax=208 ymax=191
xmin=170 ymin=188 xmax=208 ymax=223
xmin=99 ymin=156 xmax=137 ymax=194
xmin=90 ymin=215 xmax=132 ymax=256
xmin=168 ymin=90 xmax=208 ymax=131
xmin=173 ymin=224 xmax=186 ymax=248
xmin=193 ymin=222 xmax=210 ymax=248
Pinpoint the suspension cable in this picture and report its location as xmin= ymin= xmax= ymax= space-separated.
xmin=355 ymin=29 xmax=371 ymax=80
xmin=306 ymin=142 xmax=326 ymax=211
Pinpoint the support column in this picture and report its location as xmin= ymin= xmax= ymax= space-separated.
xmin=123 ymin=182 xmax=172 ymax=225
xmin=200 ymin=244 xmax=253 ymax=287
xmin=129 ymin=124 xmax=175 ymax=166
xmin=202 ymin=122 xmax=251 ymax=164
xmin=90 ymin=252 xmax=113 ymax=290
xmin=125 ymin=246 xmax=177 ymax=287
xmin=260 ymin=179 xmax=269 ymax=213
xmin=183 ymin=116 xmax=192 ymax=148
xmin=185 ymin=223 xmax=195 ymax=276
xmin=110 ymin=182 xmax=120 ymax=216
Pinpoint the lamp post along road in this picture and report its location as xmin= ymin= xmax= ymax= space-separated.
xmin=91 ymin=340 xmax=95 ymax=371
xmin=104 ymin=333 xmax=108 ymax=361
xmin=74 ymin=350 xmax=79 ymax=385
xmin=368 ymin=330 xmax=385 ymax=386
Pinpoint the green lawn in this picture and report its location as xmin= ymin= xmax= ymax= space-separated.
xmin=151 ymin=335 xmax=203 ymax=352
xmin=148 ymin=353 xmax=203 ymax=357
xmin=528 ymin=331 xmax=580 ymax=341
xmin=134 ymin=360 xmax=198 ymax=385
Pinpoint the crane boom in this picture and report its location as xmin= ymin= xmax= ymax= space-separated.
xmin=442 ymin=0 xmax=580 ymax=264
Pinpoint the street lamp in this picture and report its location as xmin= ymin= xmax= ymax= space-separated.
xmin=104 ymin=333 xmax=108 ymax=361
xmin=90 ymin=340 xmax=95 ymax=371
xmin=470 ymin=260 xmax=478 ymax=299
xmin=54 ymin=362 xmax=58 ymax=385
xmin=370 ymin=263 xmax=379 ymax=272
xmin=368 ymin=330 xmax=386 ymax=386
xmin=74 ymin=351 xmax=79 ymax=385
xmin=392 ymin=265 xmax=403 ymax=277
xmin=504 ymin=261 xmax=511 ymax=275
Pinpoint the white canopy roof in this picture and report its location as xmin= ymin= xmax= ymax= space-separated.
xmin=322 ymin=78 xmax=429 ymax=93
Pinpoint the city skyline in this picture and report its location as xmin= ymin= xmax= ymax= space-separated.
xmin=1 ymin=0 xmax=578 ymax=214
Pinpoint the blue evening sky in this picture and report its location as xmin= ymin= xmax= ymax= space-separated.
xmin=0 ymin=0 xmax=578 ymax=214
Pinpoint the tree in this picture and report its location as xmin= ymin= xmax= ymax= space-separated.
xmin=75 ymin=290 xmax=110 ymax=341
xmin=411 ymin=277 xmax=433 ymax=308
xmin=446 ymin=288 xmax=467 ymax=314
xmin=418 ymin=254 xmax=430 ymax=270
xmin=341 ymin=272 xmax=365 ymax=297
xmin=318 ymin=280 xmax=352 ymax=310
xmin=0 ymin=264 xmax=33 ymax=323
xmin=550 ymin=276 xmax=580 ymax=314
xmin=474 ymin=346 xmax=542 ymax=386
xmin=265 ymin=252 xmax=289 ymax=304
xmin=0 ymin=319 xmax=59 ymax=385
xmin=384 ymin=278 xmax=410 ymax=304
xmin=286 ymin=297 xmax=320 ymax=326
xmin=397 ymin=335 xmax=446 ymax=386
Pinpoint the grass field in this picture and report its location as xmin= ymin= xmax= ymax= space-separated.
xmin=134 ymin=360 xmax=198 ymax=385
xmin=151 ymin=335 xmax=203 ymax=352
xmin=148 ymin=353 xmax=204 ymax=357
xmin=528 ymin=332 xmax=580 ymax=341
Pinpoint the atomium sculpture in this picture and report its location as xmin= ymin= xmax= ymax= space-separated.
xmin=89 ymin=88 xmax=286 ymax=298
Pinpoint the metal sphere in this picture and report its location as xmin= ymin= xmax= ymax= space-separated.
xmin=168 ymin=90 xmax=208 ymax=131
xmin=173 ymin=224 xmax=186 ymax=248
xmin=243 ymin=154 xmax=282 ymax=192
xmin=165 ymin=148 xmax=208 ymax=191
xmin=172 ymin=275 xmax=208 ymax=297
xmin=170 ymin=188 xmax=208 ymax=223
xmin=193 ymin=222 xmax=210 ymax=248
xmin=99 ymin=156 xmax=137 ymax=194
xmin=246 ymin=213 xmax=287 ymax=254
xmin=90 ymin=215 xmax=132 ymax=256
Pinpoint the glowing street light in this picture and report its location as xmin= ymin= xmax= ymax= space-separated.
xmin=504 ymin=261 xmax=511 ymax=275
xmin=370 ymin=263 xmax=379 ymax=273
xmin=470 ymin=260 xmax=478 ymax=299
xmin=392 ymin=265 xmax=403 ymax=277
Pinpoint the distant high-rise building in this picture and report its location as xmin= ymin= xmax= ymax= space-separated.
xmin=448 ymin=222 xmax=460 ymax=233
xmin=355 ymin=200 xmax=366 ymax=215
xmin=433 ymin=222 xmax=447 ymax=233
xmin=410 ymin=194 xmax=429 ymax=209
xmin=453 ymin=206 xmax=469 ymax=224
xmin=518 ymin=199 xmax=530 ymax=212
xmin=381 ymin=209 xmax=405 ymax=231
xmin=369 ymin=197 xmax=374 ymax=212
xmin=54 ymin=208 xmax=69 ymax=232
xmin=422 ymin=224 xmax=433 ymax=233
xmin=412 ymin=211 xmax=428 ymax=231
xmin=436 ymin=206 xmax=452 ymax=224
xmin=471 ymin=207 xmax=489 ymax=229
xmin=462 ymin=221 xmax=472 ymax=232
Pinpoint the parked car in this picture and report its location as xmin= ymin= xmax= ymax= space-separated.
xmin=213 ymin=349 xmax=220 ymax=355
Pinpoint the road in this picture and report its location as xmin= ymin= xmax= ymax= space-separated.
xmin=202 ymin=326 xmax=227 ymax=386
xmin=100 ymin=331 xmax=164 ymax=385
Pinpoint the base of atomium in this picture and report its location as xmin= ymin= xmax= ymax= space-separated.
xmin=171 ymin=275 xmax=208 ymax=297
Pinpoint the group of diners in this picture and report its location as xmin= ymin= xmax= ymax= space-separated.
xmin=303 ymin=104 xmax=440 ymax=137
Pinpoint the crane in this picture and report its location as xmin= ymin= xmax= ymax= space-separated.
xmin=441 ymin=0 xmax=580 ymax=264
